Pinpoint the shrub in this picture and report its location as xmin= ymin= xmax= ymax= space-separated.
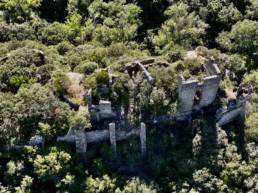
xmin=39 ymin=22 xmax=69 ymax=45
xmin=56 ymin=41 xmax=74 ymax=55
xmin=74 ymin=61 xmax=98 ymax=75
xmin=33 ymin=150 xmax=71 ymax=182
xmin=245 ymin=113 xmax=258 ymax=142
xmin=84 ymin=69 xmax=109 ymax=89
xmin=0 ymin=22 xmax=36 ymax=42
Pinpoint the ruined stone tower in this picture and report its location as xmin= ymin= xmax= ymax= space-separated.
xmin=177 ymin=59 xmax=221 ymax=120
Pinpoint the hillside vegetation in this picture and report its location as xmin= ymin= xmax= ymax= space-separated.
xmin=0 ymin=0 xmax=258 ymax=192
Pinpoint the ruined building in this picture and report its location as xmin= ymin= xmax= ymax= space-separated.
xmin=177 ymin=58 xmax=221 ymax=120
xmin=57 ymin=52 xmax=252 ymax=155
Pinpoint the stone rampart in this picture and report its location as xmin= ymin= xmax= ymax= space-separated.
xmin=216 ymin=93 xmax=251 ymax=126
xmin=216 ymin=105 xmax=244 ymax=126
xmin=57 ymin=123 xmax=147 ymax=155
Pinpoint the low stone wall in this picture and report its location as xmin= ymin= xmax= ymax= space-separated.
xmin=216 ymin=94 xmax=251 ymax=126
xmin=57 ymin=123 xmax=147 ymax=155
xmin=216 ymin=105 xmax=244 ymax=126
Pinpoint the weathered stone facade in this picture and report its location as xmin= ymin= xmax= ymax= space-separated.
xmin=177 ymin=59 xmax=221 ymax=120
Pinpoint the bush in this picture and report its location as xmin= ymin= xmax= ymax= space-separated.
xmin=243 ymin=70 xmax=258 ymax=93
xmin=56 ymin=41 xmax=74 ymax=55
xmin=0 ymin=22 xmax=36 ymax=42
xmin=48 ymin=70 xmax=68 ymax=95
xmin=0 ymin=84 xmax=72 ymax=144
xmin=33 ymin=150 xmax=71 ymax=182
xmin=39 ymin=22 xmax=69 ymax=45
xmin=0 ymin=47 xmax=53 ymax=92
xmin=74 ymin=61 xmax=98 ymax=75
xmin=245 ymin=113 xmax=258 ymax=142
xmin=84 ymin=69 xmax=109 ymax=89
xmin=70 ymin=107 xmax=91 ymax=129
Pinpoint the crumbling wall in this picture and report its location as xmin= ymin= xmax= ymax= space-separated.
xmin=87 ymin=89 xmax=117 ymax=121
xmin=57 ymin=123 xmax=147 ymax=155
xmin=216 ymin=105 xmax=244 ymax=126
xmin=199 ymin=75 xmax=221 ymax=107
xmin=125 ymin=58 xmax=165 ymax=84
xmin=74 ymin=129 xmax=87 ymax=153
xmin=204 ymin=61 xmax=221 ymax=76
xmin=216 ymin=90 xmax=252 ymax=126
xmin=177 ymin=58 xmax=221 ymax=119
xmin=177 ymin=76 xmax=198 ymax=119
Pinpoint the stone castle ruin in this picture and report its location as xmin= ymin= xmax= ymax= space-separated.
xmin=123 ymin=55 xmax=251 ymax=125
xmin=56 ymin=50 xmax=252 ymax=155
xmin=177 ymin=58 xmax=221 ymax=120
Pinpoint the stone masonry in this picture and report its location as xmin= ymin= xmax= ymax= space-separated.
xmin=177 ymin=59 xmax=221 ymax=120
xmin=216 ymin=87 xmax=252 ymax=126
xmin=57 ymin=123 xmax=147 ymax=155
xmin=74 ymin=129 xmax=87 ymax=153
xmin=109 ymin=123 xmax=117 ymax=155
xmin=140 ymin=123 xmax=146 ymax=154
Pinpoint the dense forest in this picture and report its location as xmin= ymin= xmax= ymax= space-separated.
xmin=0 ymin=0 xmax=258 ymax=192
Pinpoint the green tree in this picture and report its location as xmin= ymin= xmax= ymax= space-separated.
xmin=0 ymin=46 xmax=56 ymax=92
xmin=39 ymin=22 xmax=70 ymax=45
xmin=0 ymin=0 xmax=41 ymax=23
xmin=193 ymin=168 xmax=228 ymax=193
xmin=56 ymin=173 xmax=75 ymax=193
xmin=149 ymin=87 xmax=169 ymax=116
xmin=245 ymin=112 xmax=258 ymax=142
xmin=0 ymin=84 xmax=72 ymax=144
xmin=33 ymin=150 xmax=71 ymax=182
xmin=152 ymin=3 xmax=208 ymax=54
xmin=246 ymin=0 xmax=258 ymax=20
xmin=221 ymin=161 xmax=257 ymax=191
xmin=111 ymin=74 xmax=130 ymax=108
xmin=243 ymin=70 xmax=258 ymax=93
xmin=15 ymin=176 xmax=33 ymax=193
xmin=85 ymin=175 xmax=117 ymax=193
xmin=243 ymin=95 xmax=258 ymax=142
xmin=121 ymin=177 xmax=157 ymax=193
xmin=84 ymin=0 xmax=142 ymax=45
xmin=70 ymin=107 xmax=91 ymax=129
xmin=216 ymin=20 xmax=258 ymax=64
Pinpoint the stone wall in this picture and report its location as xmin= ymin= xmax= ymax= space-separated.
xmin=216 ymin=105 xmax=244 ymax=126
xmin=216 ymin=93 xmax=251 ymax=126
xmin=125 ymin=59 xmax=156 ymax=83
xmin=74 ymin=129 xmax=87 ymax=153
xmin=177 ymin=59 xmax=221 ymax=120
xmin=199 ymin=75 xmax=221 ymax=107
xmin=177 ymin=76 xmax=199 ymax=119
xmin=57 ymin=123 xmax=147 ymax=155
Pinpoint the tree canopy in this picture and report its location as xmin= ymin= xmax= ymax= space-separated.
xmin=0 ymin=0 xmax=258 ymax=192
